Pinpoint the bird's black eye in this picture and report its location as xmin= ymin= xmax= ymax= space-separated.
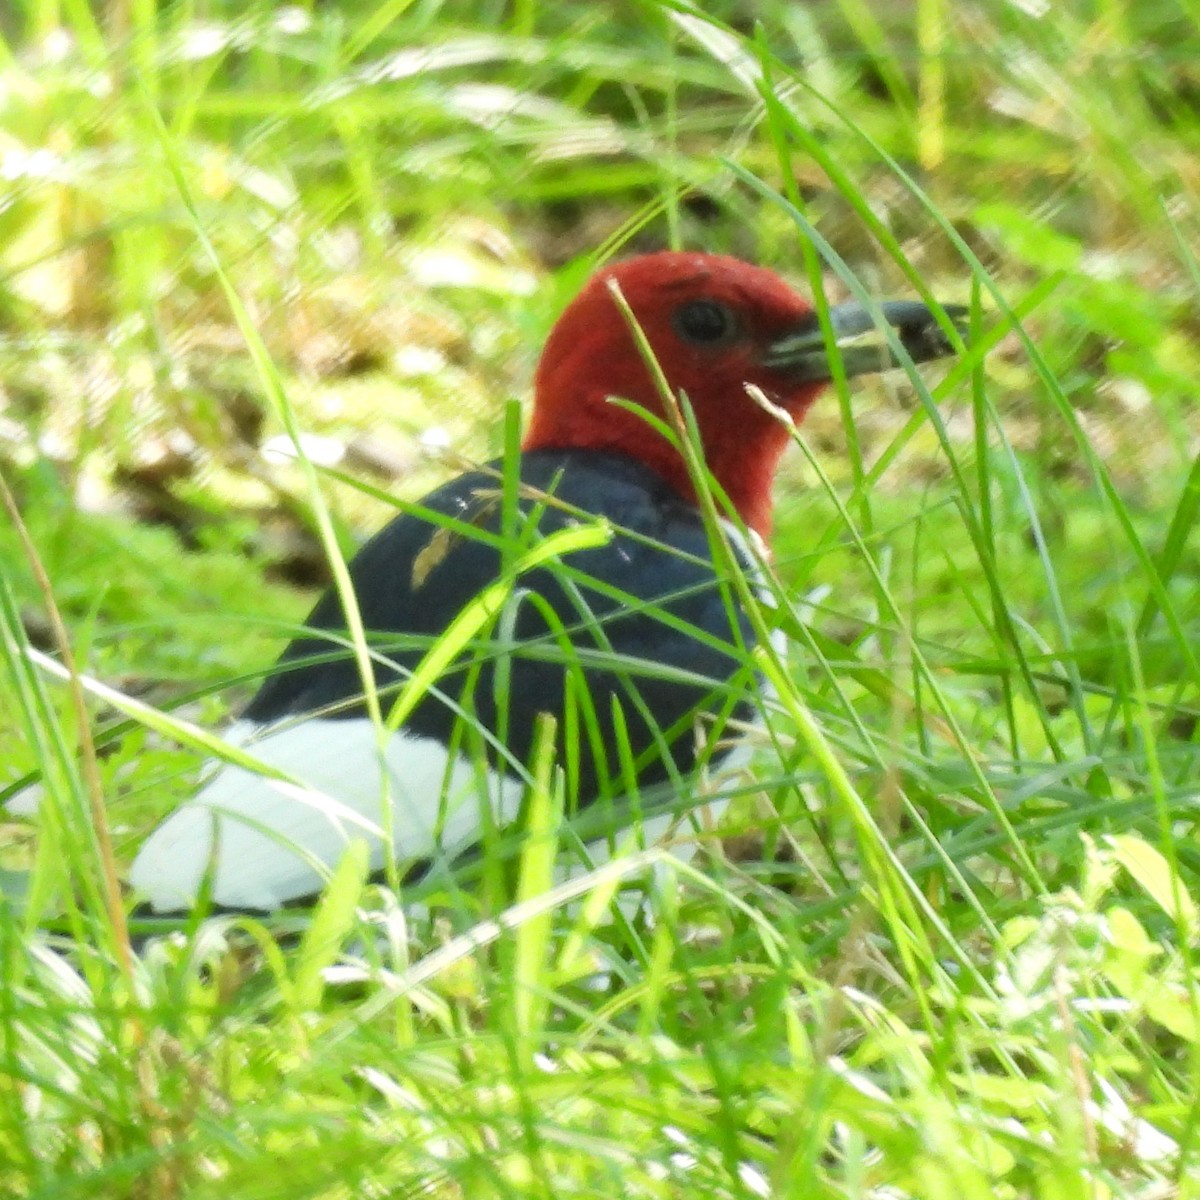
xmin=672 ymin=298 xmax=737 ymax=346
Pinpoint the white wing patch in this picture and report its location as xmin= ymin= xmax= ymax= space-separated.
xmin=128 ymin=718 xmax=524 ymax=912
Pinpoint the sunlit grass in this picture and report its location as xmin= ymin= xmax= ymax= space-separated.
xmin=2 ymin=1 xmax=1199 ymax=1196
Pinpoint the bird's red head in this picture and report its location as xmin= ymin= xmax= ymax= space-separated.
xmin=524 ymin=251 xmax=961 ymax=538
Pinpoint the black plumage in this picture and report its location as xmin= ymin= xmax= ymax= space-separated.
xmin=245 ymin=448 xmax=760 ymax=810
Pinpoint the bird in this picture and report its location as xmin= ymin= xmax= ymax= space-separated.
xmin=130 ymin=251 xmax=964 ymax=913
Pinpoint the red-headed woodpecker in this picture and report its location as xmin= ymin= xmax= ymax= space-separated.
xmin=131 ymin=252 xmax=963 ymax=912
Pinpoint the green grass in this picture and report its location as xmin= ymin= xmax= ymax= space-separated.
xmin=2 ymin=1 xmax=1200 ymax=1196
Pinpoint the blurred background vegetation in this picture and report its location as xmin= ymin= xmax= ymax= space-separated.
xmin=1 ymin=1 xmax=1199 ymax=1196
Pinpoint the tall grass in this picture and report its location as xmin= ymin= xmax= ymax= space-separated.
xmin=1 ymin=1 xmax=1199 ymax=1196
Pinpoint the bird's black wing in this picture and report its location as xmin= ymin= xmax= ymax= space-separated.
xmin=245 ymin=448 xmax=759 ymax=806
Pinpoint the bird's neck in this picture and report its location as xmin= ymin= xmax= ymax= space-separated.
xmin=523 ymin=401 xmax=791 ymax=539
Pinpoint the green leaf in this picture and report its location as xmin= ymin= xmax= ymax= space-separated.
xmin=291 ymin=839 xmax=370 ymax=1010
xmin=1105 ymin=834 xmax=1199 ymax=937
xmin=512 ymin=712 xmax=562 ymax=1051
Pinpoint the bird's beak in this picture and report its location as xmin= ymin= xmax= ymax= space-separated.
xmin=761 ymin=299 xmax=968 ymax=383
